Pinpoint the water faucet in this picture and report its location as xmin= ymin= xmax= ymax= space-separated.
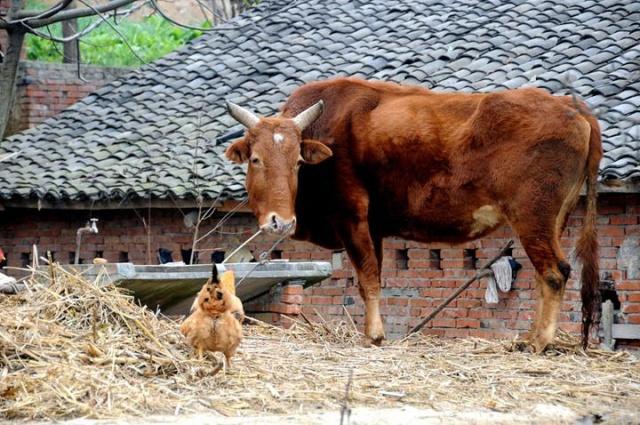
xmin=75 ymin=218 xmax=99 ymax=265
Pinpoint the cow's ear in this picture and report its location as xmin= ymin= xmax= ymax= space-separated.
xmin=225 ymin=138 xmax=250 ymax=163
xmin=301 ymin=139 xmax=333 ymax=164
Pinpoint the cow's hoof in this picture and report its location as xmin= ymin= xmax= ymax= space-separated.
xmin=362 ymin=335 xmax=384 ymax=347
xmin=529 ymin=331 xmax=553 ymax=354
xmin=364 ymin=329 xmax=385 ymax=346
xmin=512 ymin=340 xmax=530 ymax=352
xmin=370 ymin=335 xmax=384 ymax=346
xmin=531 ymin=340 xmax=550 ymax=354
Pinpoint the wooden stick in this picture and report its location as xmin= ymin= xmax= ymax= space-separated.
xmin=313 ymin=308 xmax=339 ymax=339
xmin=299 ymin=311 xmax=315 ymax=329
xmin=405 ymin=239 xmax=514 ymax=337
xmin=342 ymin=305 xmax=359 ymax=335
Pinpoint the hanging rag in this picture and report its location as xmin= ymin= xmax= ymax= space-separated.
xmin=0 ymin=272 xmax=17 ymax=293
xmin=484 ymin=256 xmax=521 ymax=304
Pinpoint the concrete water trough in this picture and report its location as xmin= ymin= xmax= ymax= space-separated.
xmin=37 ymin=261 xmax=332 ymax=315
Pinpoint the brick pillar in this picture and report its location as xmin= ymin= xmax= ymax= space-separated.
xmin=245 ymin=282 xmax=304 ymax=327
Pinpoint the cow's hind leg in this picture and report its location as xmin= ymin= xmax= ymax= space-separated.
xmin=341 ymin=221 xmax=385 ymax=345
xmin=519 ymin=234 xmax=571 ymax=352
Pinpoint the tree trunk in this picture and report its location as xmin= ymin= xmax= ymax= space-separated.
xmin=0 ymin=0 xmax=25 ymax=140
xmin=210 ymin=0 xmax=243 ymax=24
xmin=61 ymin=1 xmax=78 ymax=63
xmin=0 ymin=28 xmax=25 ymax=140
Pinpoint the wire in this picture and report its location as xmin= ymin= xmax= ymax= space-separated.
xmin=221 ymin=229 xmax=262 ymax=264
xmin=76 ymin=0 xmax=146 ymax=64
xmin=6 ymin=0 xmax=74 ymax=25
xmin=233 ymin=231 xmax=290 ymax=288
xmin=196 ymin=199 xmax=248 ymax=243
xmin=21 ymin=1 xmax=146 ymax=44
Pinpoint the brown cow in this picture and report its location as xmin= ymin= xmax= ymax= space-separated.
xmin=225 ymin=77 xmax=602 ymax=352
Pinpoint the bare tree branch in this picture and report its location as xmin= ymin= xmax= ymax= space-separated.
xmin=194 ymin=0 xmax=213 ymax=26
xmin=19 ymin=1 xmax=146 ymax=45
xmin=23 ymin=16 xmax=107 ymax=43
xmin=150 ymin=0 xmax=301 ymax=32
xmin=75 ymin=0 xmax=146 ymax=64
xmin=0 ymin=0 xmax=137 ymax=29
xmin=10 ymin=0 xmax=74 ymax=22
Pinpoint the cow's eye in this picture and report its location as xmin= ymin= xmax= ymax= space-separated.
xmin=250 ymin=157 xmax=261 ymax=166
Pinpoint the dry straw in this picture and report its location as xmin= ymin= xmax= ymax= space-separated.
xmin=1 ymin=264 xmax=639 ymax=421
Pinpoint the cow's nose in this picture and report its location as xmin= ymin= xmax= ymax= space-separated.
xmin=264 ymin=213 xmax=296 ymax=235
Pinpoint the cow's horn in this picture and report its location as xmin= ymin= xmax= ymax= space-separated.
xmin=226 ymin=101 xmax=260 ymax=128
xmin=293 ymin=100 xmax=324 ymax=131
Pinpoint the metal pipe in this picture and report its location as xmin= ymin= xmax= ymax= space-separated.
xmin=75 ymin=218 xmax=99 ymax=265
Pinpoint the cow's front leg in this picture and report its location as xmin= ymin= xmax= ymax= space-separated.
xmin=341 ymin=221 xmax=385 ymax=345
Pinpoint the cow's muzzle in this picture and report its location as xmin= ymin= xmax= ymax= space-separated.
xmin=261 ymin=213 xmax=296 ymax=235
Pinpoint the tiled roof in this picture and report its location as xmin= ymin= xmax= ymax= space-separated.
xmin=1 ymin=0 xmax=639 ymax=203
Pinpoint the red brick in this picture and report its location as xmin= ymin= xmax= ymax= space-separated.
xmin=623 ymin=293 xmax=640 ymax=302
xmin=444 ymin=329 xmax=471 ymax=338
xmin=599 ymin=226 xmax=625 ymax=237
xmin=626 ymin=225 xmax=640 ymax=236
xmin=442 ymin=308 xmax=468 ymax=318
xmin=610 ymin=215 xmax=638 ymax=225
xmin=420 ymin=328 xmax=445 ymax=337
xmin=441 ymin=259 xmax=465 ymax=269
xmin=282 ymin=285 xmax=304 ymax=295
xmin=268 ymin=303 xmax=301 ymax=315
xmin=441 ymin=249 xmax=464 ymax=259
xmin=622 ymin=304 xmax=640 ymax=314
xmin=456 ymin=318 xmax=480 ymax=328
xmin=312 ymin=287 xmax=345 ymax=296
xmin=431 ymin=318 xmax=456 ymax=328
xmin=309 ymin=296 xmax=333 ymax=305
xmin=599 ymin=247 xmax=618 ymax=258
xmin=468 ymin=309 xmax=494 ymax=319
xmin=407 ymin=248 xmax=429 ymax=259
xmin=387 ymin=297 xmax=409 ymax=306
xmin=456 ymin=299 xmax=482 ymax=308
xmin=617 ymin=281 xmax=640 ymax=291
xmin=420 ymin=288 xmax=444 ymax=298
xmin=410 ymin=307 xmax=422 ymax=316
xmin=281 ymin=294 xmax=304 ymax=305
xmin=409 ymin=298 xmax=430 ymax=307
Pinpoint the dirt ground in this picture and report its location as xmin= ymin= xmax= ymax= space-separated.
xmin=3 ymin=267 xmax=639 ymax=424
xmin=4 ymin=405 xmax=629 ymax=425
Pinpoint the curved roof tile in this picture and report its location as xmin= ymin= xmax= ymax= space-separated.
xmin=0 ymin=0 xmax=639 ymax=202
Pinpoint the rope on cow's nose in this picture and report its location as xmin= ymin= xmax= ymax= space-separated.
xmin=225 ymin=230 xmax=290 ymax=289
xmin=222 ymin=229 xmax=263 ymax=265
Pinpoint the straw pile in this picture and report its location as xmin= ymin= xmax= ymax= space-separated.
xmin=1 ymin=264 xmax=639 ymax=422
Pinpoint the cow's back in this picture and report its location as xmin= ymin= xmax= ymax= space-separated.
xmin=282 ymin=78 xmax=592 ymax=245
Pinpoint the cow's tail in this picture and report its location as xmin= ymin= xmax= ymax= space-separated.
xmin=576 ymin=112 xmax=602 ymax=349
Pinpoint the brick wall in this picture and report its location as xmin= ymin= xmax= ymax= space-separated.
xmin=1 ymin=193 xmax=639 ymax=342
xmin=5 ymin=61 xmax=130 ymax=135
